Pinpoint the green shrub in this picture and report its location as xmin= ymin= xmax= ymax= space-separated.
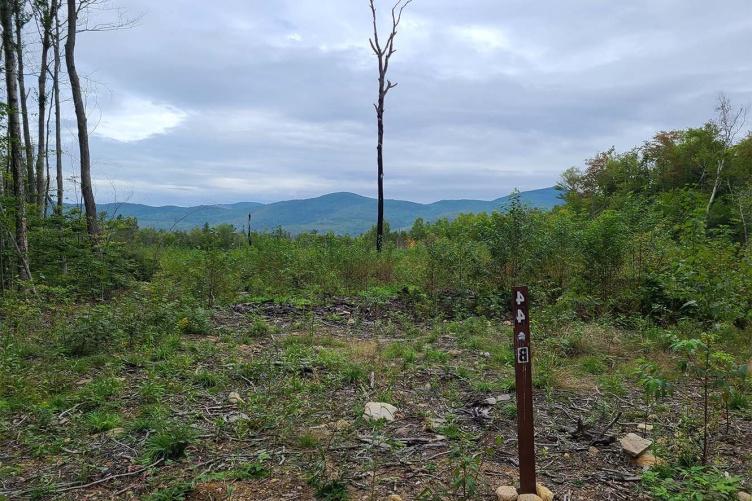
xmin=642 ymin=465 xmax=741 ymax=500
xmin=143 ymin=423 xmax=196 ymax=463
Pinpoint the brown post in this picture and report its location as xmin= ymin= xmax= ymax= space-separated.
xmin=512 ymin=286 xmax=537 ymax=494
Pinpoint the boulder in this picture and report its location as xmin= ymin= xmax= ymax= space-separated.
xmin=363 ymin=402 xmax=397 ymax=421
xmin=536 ymin=483 xmax=554 ymax=501
xmin=619 ymin=433 xmax=652 ymax=457
xmin=496 ymin=485 xmax=518 ymax=501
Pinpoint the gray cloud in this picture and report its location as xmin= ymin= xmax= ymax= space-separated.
xmin=55 ymin=0 xmax=752 ymax=205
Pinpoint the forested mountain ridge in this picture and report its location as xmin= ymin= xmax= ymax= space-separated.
xmin=97 ymin=186 xmax=561 ymax=233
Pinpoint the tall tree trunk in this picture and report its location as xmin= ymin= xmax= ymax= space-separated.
xmin=375 ymin=81 xmax=385 ymax=252
xmin=35 ymin=0 xmax=56 ymax=213
xmin=14 ymin=0 xmax=35 ymax=202
xmin=65 ymin=0 xmax=98 ymax=236
xmin=369 ymin=0 xmax=411 ymax=252
xmin=53 ymin=1 xmax=63 ymax=212
xmin=2 ymin=0 xmax=31 ymax=281
xmin=44 ymin=74 xmax=54 ymax=216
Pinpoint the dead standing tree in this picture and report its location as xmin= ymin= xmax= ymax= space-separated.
xmin=369 ymin=0 xmax=412 ymax=252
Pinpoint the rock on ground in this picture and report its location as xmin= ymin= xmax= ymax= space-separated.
xmin=633 ymin=453 xmax=661 ymax=469
xmin=537 ymin=483 xmax=554 ymax=501
xmin=363 ymin=401 xmax=398 ymax=421
xmin=228 ymin=391 xmax=244 ymax=405
xmin=738 ymin=492 xmax=752 ymax=501
xmin=496 ymin=485 xmax=518 ymax=501
xmin=518 ymin=495 xmax=543 ymax=501
xmin=619 ymin=433 xmax=652 ymax=457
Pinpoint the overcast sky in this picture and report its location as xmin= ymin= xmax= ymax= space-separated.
xmin=62 ymin=0 xmax=752 ymax=206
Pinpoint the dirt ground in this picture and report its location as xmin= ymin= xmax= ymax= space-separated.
xmin=1 ymin=298 xmax=750 ymax=500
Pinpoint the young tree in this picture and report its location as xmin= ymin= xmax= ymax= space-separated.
xmin=34 ymin=0 xmax=59 ymax=214
xmin=368 ymin=0 xmax=412 ymax=251
xmin=65 ymin=0 xmax=98 ymax=235
xmin=2 ymin=0 xmax=31 ymax=280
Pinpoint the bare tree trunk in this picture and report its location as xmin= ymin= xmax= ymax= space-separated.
xmin=369 ymin=0 xmax=412 ymax=252
xmin=44 ymin=73 xmax=54 ymax=216
xmin=2 ymin=0 xmax=31 ymax=280
xmin=14 ymin=0 xmax=35 ymax=202
xmin=53 ymin=0 xmax=63 ymax=212
xmin=376 ymin=81 xmax=385 ymax=252
xmin=34 ymin=0 xmax=56 ymax=213
xmin=65 ymin=0 xmax=98 ymax=236
xmin=706 ymin=158 xmax=723 ymax=215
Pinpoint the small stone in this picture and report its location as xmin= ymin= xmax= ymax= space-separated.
xmin=637 ymin=423 xmax=654 ymax=432
xmin=225 ymin=412 xmax=250 ymax=423
xmin=363 ymin=402 xmax=397 ymax=421
xmin=536 ymin=483 xmax=554 ymax=501
xmin=737 ymin=492 xmax=752 ymax=501
xmin=228 ymin=391 xmax=244 ymax=405
xmin=347 ymin=318 xmax=356 ymax=325
xmin=496 ymin=485 xmax=518 ymax=501
xmin=632 ymin=453 xmax=660 ymax=469
xmin=334 ymin=419 xmax=351 ymax=431
xmin=481 ymin=351 xmax=491 ymax=358
xmin=485 ymin=396 xmax=498 ymax=405
xmin=518 ymin=495 xmax=542 ymax=501
xmin=387 ymin=495 xmax=403 ymax=501
xmin=619 ymin=433 xmax=652 ymax=457
xmin=497 ymin=393 xmax=512 ymax=402
xmin=588 ymin=446 xmax=599 ymax=455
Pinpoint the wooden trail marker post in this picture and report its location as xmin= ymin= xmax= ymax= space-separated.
xmin=513 ymin=286 xmax=537 ymax=494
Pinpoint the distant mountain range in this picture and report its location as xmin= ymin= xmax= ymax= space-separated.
xmin=98 ymin=187 xmax=561 ymax=234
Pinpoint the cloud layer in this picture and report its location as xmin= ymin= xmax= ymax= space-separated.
xmin=64 ymin=0 xmax=752 ymax=205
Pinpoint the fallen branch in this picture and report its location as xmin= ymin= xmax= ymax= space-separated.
xmin=55 ymin=458 xmax=164 ymax=493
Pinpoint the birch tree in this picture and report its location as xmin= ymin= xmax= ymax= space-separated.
xmin=706 ymin=95 xmax=746 ymax=215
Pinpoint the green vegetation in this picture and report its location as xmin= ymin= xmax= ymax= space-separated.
xmin=1 ymin=111 xmax=751 ymax=499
